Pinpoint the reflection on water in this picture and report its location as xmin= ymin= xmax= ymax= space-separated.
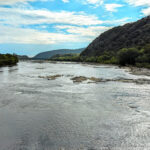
xmin=0 ymin=61 xmax=150 ymax=150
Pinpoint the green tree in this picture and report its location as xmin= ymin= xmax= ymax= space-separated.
xmin=118 ymin=48 xmax=139 ymax=65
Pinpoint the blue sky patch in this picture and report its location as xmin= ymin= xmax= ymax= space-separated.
xmin=0 ymin=0 xmax=149 ymax=56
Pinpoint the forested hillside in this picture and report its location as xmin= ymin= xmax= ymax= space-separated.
xmin=33 ymin=48 xmax=84 ymax=60
xmin=81 ymin=16 xmax=150 ymax=57
xmin=79 ymin=16 xmax=150 ymax=67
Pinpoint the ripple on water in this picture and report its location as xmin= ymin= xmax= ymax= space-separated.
xmin=0 ymin=61 xmax=150 ymax=150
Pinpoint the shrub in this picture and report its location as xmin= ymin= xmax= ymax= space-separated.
xmin=118 ymin=48 xmax=139 ymax=65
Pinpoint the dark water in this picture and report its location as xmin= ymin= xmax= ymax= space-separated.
xmin=0 ymin=61 xmax=150 ymax=150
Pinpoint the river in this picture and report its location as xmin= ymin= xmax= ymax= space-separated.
xmin=0 ymin=61 xmax=150 ymax=150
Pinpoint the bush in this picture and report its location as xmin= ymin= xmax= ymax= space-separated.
xmin=136 ymin=54 xmax=150 ymax=63
xmin=84 ymin=56 xmax=97 ymax=62
xmin=136 ymin=63 xmax=150 ymax=69
xmin=118 ymin=48 xmax=139 ymax=65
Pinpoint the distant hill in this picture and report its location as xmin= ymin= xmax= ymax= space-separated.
xmin=17 ymin=55 xmax=30 ymax=60
xmin=33 ymin=48 xmax=85 ymax=60
xmin=81 ymin=16 xmax=150 ymax=56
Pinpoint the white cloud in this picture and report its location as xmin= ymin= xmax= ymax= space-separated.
xmin=126 ymin=0 xmax=150 ymax=16
xmin=142 ymin=7 xmax=150 ymax=16
xmin=83 ymin=0 xmax=103 ymax=7
xmin=0 ymin=6 xmax=129 ymax=27
xmin=55 ymin=25 xmax=111 ymax=37
xmin=126 ymin=0 xmax=150 ymax=7
xmin=0 ymin=25 xmax=94 ymax=44
xmin=62 ymin=0 xmax=69 ymax=3
xmin=0 ymin=0 xmax=35 ymax=5
xmin=105 ymin=17 xmax=131 ymax=25
xmin=0 ymin=4 xmax=130 ymax=44
xmin=0 ymin=7 xmax=103 ymax=26
xmin=0 ymin=0 xmax=50 ymax=5
xmin=0 ymin=6 xmax=110 ymax=44
xmin=105 ymin=3 xmax=123 ymax=12
xmin=0 ymin=1 xmax=131 ymax=45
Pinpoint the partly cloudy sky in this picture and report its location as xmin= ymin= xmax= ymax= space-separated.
xmin=0 ymin=0 xmax=149 ymax=56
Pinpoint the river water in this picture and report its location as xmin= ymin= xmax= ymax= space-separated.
xmin=0 ymin=61 xmax=150 ymax=150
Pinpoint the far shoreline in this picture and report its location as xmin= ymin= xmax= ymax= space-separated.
xmin=20 ymin=59 xmax=150 ymax=77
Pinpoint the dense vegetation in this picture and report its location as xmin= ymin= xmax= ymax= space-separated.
xmin=33 ymin=48 xmax=84 ymax=60
xmin=0 ymin=54 xmax=18 ymax=67
xmin=81 ymin=16 xmax=150 ymax=57
xmin=50 ymin=44 xmax=150 ymax=68
xmin=50 ymin=54 xmax=81 ymax=61
xmin=17 ymin=55 xmax=30 ymax=60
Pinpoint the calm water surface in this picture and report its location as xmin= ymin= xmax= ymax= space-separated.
xmin=0 ymin=61 xmax=150 ymax=150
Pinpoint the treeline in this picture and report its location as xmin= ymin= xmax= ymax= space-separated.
xmin=50 ymin=44 xmax=150 ymax=68
xmin=50 ymin=54 xmax=81 ymax=62
xmin=0 ymin=54 xmax=18 ymax=67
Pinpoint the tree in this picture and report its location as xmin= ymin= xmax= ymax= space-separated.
xmin=118 ymin=48 xmax=139 ymax=65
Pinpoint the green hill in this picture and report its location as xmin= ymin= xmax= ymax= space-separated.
xmin=80 ymin=16 xmax=150 ymax=67
xmin=81 ymin=16 xmax=150 ymax=57
xmin=33 ymin=48 xmax=85 ymax=60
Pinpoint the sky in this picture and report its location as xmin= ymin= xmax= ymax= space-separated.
xmin=0 ymin=0 xmax=150 ymax=56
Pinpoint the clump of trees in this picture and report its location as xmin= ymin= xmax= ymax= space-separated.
xmin=117 ymin=44 xmax=150 ymax=68
xmin=0 ymin=54 xmax=18 ymax=67
xmin=118 ymin=48 xmax=139 ymax=65
xmin=50 ymin=54 xmax=81 ymax=62
xmin=50 ymin=44 xmax=150 ymax=68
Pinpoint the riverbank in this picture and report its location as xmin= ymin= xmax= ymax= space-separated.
xmin=0 ymin=54 xmax=18 ymax=67
xmin=31 ymin=59 xmax=150 ymax=77
xmin=126 ymin=66 xmax=150 ymax=76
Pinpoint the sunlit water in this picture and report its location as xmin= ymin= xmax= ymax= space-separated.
xmin=0 ymin=61 xmax=150 ymax=150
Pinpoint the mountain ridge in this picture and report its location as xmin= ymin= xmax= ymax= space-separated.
xmin=81 ymin=16 xmax=150 ymax=56
xmin=33 ymin=48 xmax=85 ymax=60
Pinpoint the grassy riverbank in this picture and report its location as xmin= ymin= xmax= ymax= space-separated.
xmin=50 ymin=45 xmax=150 ymax=69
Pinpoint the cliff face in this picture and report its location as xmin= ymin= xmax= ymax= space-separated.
xmin=81 ymin=16 xmax=150 ymax=56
